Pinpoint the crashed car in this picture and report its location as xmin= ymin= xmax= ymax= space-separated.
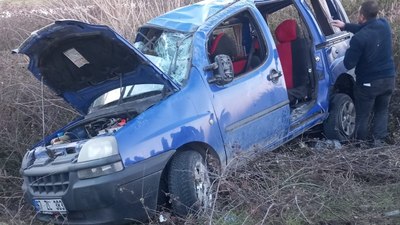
xmin=17 ymin=0 xmax=355 ymax=224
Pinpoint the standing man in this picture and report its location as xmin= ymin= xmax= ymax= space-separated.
xmin=331 ymin=1 xmax=396 ymax=146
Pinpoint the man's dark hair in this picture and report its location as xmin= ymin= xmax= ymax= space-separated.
xmin=360 ymin=1 xmax=379 ymax=20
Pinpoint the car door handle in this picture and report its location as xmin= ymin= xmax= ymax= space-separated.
xmin=267 ymin=69 xmax=282 ymax=83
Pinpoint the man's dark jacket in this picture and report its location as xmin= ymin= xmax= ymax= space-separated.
xmin=344 ymin=18 xmax=396 ymax=84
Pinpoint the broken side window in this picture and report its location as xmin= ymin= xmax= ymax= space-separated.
xmin=207 ymin=10 xmax=268 ymax=77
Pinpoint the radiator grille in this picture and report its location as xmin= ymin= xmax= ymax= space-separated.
xmin=28 ymin=173 xmax=69 ymax=194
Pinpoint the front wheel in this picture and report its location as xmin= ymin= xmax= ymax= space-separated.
xmin=323 ymin=93 xmax=356 ymax=141
xmin=168 ymin=150 xmax=212 ymax=217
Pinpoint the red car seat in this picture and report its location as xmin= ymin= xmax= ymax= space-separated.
xmin=275 ymin=19 xmax=298 ymax=89
xmin=209 ymin=33 xmax=248 ymax=75
xmin=275 ymin=19 xmax=309 ymax=104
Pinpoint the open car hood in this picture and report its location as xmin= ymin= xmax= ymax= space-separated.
xmin=14 ymin=20 xmax=178 ymax=115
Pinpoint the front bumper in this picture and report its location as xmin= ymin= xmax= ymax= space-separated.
xmin=21 ymin=150 xmax=175 ymax=225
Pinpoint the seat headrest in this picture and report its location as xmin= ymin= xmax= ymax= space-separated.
xmin=275 ymin=19 xmax=298 ymax=43
xmin=209 ymin=33 xmax=237 ymax=57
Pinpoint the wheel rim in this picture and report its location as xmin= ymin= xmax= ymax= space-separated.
xmin=340 ymin=101 xmax=356 ymax=136
xmin=194 ymin=161 xmax=212 ymax=209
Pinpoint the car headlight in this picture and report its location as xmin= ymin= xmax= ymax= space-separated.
xmin=78 ymin=136 xmax=118 ymax=163
xmin=77 ymin=136 xmax=123 ymax=179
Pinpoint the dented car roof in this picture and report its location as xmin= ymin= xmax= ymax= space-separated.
xmin=146 ymin=0 xmax=284 ymax=32
xmin=146 ymin=0 xmax=236 ymax=32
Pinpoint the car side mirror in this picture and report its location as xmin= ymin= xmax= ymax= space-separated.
xmin=204 ymin=54 xmax=234 ymax=86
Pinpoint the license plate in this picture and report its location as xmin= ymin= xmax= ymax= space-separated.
xmin=33 ymin=199 xmax=67 ymax=214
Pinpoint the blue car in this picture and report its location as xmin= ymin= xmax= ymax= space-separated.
xmin=17 ymin=0 xmax=355 ymax=224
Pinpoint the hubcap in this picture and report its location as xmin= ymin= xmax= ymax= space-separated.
xmin=194 ymin=161 xmax=212 ymax=209
xmin=340 ymin=101 xmax=356 ymax=136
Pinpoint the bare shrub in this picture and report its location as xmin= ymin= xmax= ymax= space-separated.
xmin=47 ymin=0 xmax=198 ymax=42
xmin=378 ymin=1 xmax=400 ymax=138
xmin=0 ymin=51 xmax=77 ymax=224
xmin=380 ymin=1 xmax=400 ymax=68
xmin=0 ymin=2 xmax=49 ymax=51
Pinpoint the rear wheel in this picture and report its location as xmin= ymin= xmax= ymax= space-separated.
xmin=323 ymin=93 xmax=356 ymax=141
xmin=168 ymin=150 xmax=212 ymax=217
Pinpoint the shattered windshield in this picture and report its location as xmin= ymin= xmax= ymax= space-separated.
xmin=134 ymin=31 xmax=193 ymax=85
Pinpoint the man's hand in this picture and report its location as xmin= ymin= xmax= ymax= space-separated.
xmin=330 ymin=20 xmax=345 ymax=29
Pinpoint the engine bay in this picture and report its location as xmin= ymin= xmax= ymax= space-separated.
xmin=50 ymin=113 xmax=136 ymax=146
xmin=48 ymin=88 xmax=165 ymax=147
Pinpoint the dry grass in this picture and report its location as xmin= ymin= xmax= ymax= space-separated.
xmin=0 ymin=0 xmax=399 ymax=224
xmin=0 ymin=51 xmax=76 ymax=225
xmin=207 ymin=144 xmax=400 ymax=225
xmin=133 ymin=142 xmax=400 ymax=225
xmin=0 ymin=2 xmax=49 ymax=51
xmin=46 ymin=0 xmax=197 ymax=42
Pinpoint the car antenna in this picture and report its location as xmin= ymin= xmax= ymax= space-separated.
xmin=40 ymin=75 xmax=55 ymax=159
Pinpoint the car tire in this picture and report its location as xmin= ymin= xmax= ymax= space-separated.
xmin=323 ymin=93 xmax=356 ymax=141
xmin=168 ymin=150 xmax=212 ymax=217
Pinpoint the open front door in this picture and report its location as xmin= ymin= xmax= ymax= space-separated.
xmin=207 ymin=9 xmax=291 ymax=157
